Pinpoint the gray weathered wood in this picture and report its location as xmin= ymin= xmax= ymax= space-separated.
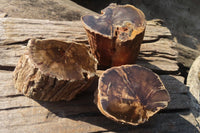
xmin=0 ymin=41 xmax=179 ymax=73
xmin=0 ymin=41 xmax=179 ymax=74
xmin=0 ymin=71 xmax=190 ymax=111
xmin=0 ymin=106 xmax=198 ymax=133
xmin=0 ymin=70 xmax=196 ymax=132
xmin=143 ymin=19 xmax=171 ymax=42
xmin=174 ymin=41 xmax=200 ymax=68
xmin=0 ymin=45 xmax=26 ymax=67
xmin=140 ymin=38 xmax=178 ymax=57
xmin=0 ymin=18 xmax=171 ymax=45
xmin=0 ymin=17 xmax=179 ymax=73
xmin=136 ymin=59 xmax=178 ymax=73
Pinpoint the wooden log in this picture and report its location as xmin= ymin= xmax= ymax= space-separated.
xmin=13 ymin=39 xmax=97 ymax=101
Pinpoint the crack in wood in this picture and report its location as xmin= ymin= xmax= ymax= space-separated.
xmin=5 ymin=39 xmax=29 ymax=46
xmin=0 ymin=65 xmax=15 ymax=71
xmin=62 ymin=112 xmax=102 ymax=118
xmin=139 ymin=55 xmax=176 ymax=61
xmin=152 ymin=69 xmax=179 ymax=75
xmin=142 ymin=35 xmax=171 ymax=43
xmin=139 ymin=52 xmax=177 ymax=58
xmin=159 ymin=108 xmax=190 ymax=113
xmin=0 ymin=106 xmax=33 ymax=111
xmin=0 ymin=94 xmax=24 ymax=98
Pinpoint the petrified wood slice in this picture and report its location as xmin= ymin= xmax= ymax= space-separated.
xmin=95 ymin=65 xmax=170 ymax=125
xmin=13 ymin=39 xmax=97 ymax=101
xmin=81 ymin=3 xmax=146 ymax=68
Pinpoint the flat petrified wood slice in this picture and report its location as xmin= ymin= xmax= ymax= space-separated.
xmin=13 ymin=39 xmax=97 ymax=101
xmin=81 ymin=3 xmax=146 ymax=67
xmin=95 ymin=65 xmax=170 ymax=125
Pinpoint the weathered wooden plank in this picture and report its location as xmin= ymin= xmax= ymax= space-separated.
xmin=138 ymin=56 xmax=177 ymax=64
xmin=0 ymin=67 xmax=194 ymax=132
xmin=0 ymin=101 xmax=198 ymax=133
xmin=0 ymin=17 xmax=197 ymax=132
xmin=173 ymin=41 xmax=200 ymax=68
xmin=0 ymin=18 xmax=87 ymax=45
xmin=143 ymin=19 xmax=171 ymax=42
xmin=0 ymin=13 xmax=7 ymax=18
xmin=140 ymin=38 xmax=178 ymax=57
xmin=0 ymin=39 xmax=179 ymax=73
xmin=0 ymin=72 xmax=188 ymax=97
xmin=0 ymin=86 xmax=195 ymax=132
xmin=0 ymin=71 xmax=190 ymax=110
xmin=160 ymin=75 xmax=189 ymax=94
xmin=136 ymin=59 xmax=179 ymax=73
xmin=0 ymin=70 xmax=19 ymax=97
xmin=0 ymin=45 xmax=25 ymax=67
xmin=0 ymin=91 xmax=190 ymax=111
xmin=0 ymin=18 xmax=171 ymax=45
xmin=0 ymin=18 xmax=178 ymax=73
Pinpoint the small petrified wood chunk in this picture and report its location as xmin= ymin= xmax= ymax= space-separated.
xmin=13 ymin=39 xmax=97 ymax=101
xmin=81 ymin=3 xmax=146 ymax=68
xmin=95 ymin=65 xmax=170 ymax=125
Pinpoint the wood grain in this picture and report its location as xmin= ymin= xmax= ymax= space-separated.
xmin=0 ymin=18 xmax=171 ymax=45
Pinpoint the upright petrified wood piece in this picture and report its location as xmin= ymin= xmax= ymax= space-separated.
xmin=95 ymin=65 xmax=170 ymax=125
xmin=13 ymin=39 xmax=97 ymax=101
xmin=81 ymin=3 xmax=146 ymax=68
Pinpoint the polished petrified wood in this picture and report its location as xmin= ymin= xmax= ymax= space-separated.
xmin=95 ymin=65 xmax=170 ymax=125
xmin=81 ymin=3 xmax=146 ymax=68
xmin=13 ymin=39 xmax=97 ymax=101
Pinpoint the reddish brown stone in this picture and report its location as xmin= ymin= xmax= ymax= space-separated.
xmin=81 ymin=4 xmax=146 ymax=68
